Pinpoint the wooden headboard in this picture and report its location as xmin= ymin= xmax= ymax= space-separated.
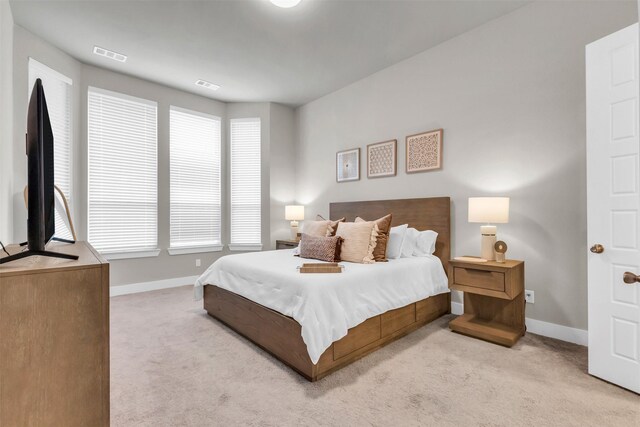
xmin=330 ymin=197 xmax=451 ymax=272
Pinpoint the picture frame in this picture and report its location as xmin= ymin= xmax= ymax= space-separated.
xmin=367 ymin=139 xmax=397 ymax=178
xmin=406 ymin=129 xmax=443 ymax=173
xmin=336 ymin=148 xmax=360 ymax=182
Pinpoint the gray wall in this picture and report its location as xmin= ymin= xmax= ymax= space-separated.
xmin=0 ymin=1 xmax=14 ymax=243
xmin=295 ymin=1 xmax=638 ymax=330
xmin=8 ymin=24 xmax=296 ymax=287
xmin=269 ymin=103 xmax=297 ymax=246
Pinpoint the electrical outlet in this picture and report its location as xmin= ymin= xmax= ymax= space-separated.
xmin=525 ymin=290 xmax=534 ymax=304
xmin=195 ymin=259 xmax=201 ymax=267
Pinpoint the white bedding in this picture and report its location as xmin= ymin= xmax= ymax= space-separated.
xmin=194 ymin=250 xmax=449 ymax=364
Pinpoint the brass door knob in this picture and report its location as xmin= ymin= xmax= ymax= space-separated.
xmin=623 ymin=272 xmax=640 ymax=284
xmin=590 ymin=244 xmax=604 ymax=254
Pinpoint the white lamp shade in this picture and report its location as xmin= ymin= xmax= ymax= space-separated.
xmin=468 ymin=197 xmax=510 ymax=223
xmin=285 ymin=205 xmax=305 ymax=221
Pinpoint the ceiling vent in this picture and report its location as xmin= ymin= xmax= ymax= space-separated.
xmin=195 ymin=79 xmax=221 ymax=91
xmin=93 ymin=46 xmax=127 ymax=63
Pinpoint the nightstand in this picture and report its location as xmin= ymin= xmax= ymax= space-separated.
xmin=448 ymin=257 xmax=525 ymax=347
xmin=276 ymin=239 xmax=299 ymax=250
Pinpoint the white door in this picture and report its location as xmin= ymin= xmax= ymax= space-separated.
xmin=586 ymin=23 xmax=640 ymax=394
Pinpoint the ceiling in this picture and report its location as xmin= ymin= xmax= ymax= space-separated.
xmin=10 ymin=0 xmax=528 ymax=106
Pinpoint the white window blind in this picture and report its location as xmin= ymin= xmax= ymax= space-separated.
xmin=88 ymin=87 xmax=158 ymax=255
xmin=169 ymin=106 xmax=222 ymax=253
xmin=28 ymin=58 xmax=73 ymax=240
xmin=230 ymin=118 xmax=262 ymax=250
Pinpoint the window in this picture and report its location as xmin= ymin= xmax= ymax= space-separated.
xmin=87 ymin=87 xmax=158 ymax=257
xmin=28 ymin=59 xmax=73 ymax=240
xmin=229 ymin=118 xmax=261 ymax=250
xmin=169 ymin=106 xmax=222 ymax=254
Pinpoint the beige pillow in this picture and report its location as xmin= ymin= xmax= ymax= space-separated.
xmin=335 ymin=221 xmax=378 ymax=264
xmin=303 ymin=220 xmax=331 ymax=237
xmin=304 ymin=216 xmax=345 ymax=237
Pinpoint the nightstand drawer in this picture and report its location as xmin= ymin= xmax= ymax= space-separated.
xmin=453 ymin=267 xmax=505 ymax=292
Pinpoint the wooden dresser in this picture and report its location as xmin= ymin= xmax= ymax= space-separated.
xmin=0 ymin=241 xmax=109 ymax=426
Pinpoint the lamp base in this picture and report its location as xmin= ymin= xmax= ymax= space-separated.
xmin=480 ymin=225 xmax=497 ymax=261
xmin=290 ymin=221 xmax=299 ymax=241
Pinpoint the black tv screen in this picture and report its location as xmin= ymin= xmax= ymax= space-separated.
xmin=26 ymin=78 xmax=55 ymax=251
xmin=0 ymin=79 xmax=77 ymax=264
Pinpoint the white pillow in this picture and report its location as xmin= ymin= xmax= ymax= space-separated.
xmin=414 ymin=230 xmax=438 ymax=256
xmin=401 ymin=227 xmax=419 ymax=258
xmin=386 ymin=224 xmax=408 ymax=259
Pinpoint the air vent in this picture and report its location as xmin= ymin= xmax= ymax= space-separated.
xmin=195 ymin=79 xmax=221 ymax=91
xmin=93 ymin=46 xmax=127 ymax=63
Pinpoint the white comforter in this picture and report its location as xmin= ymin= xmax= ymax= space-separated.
xmin=194 ymin=250 xmax=449 ymax=364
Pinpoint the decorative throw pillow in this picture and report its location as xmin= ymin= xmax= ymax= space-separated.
xmin=303 ymin=220 xmax=331 ymax=237
xmin=299 ymin=234 xmax=342 ymax=262
xmin=355 ymin=214 xmax=392 ymax=262
xmin=414 ymin=230 xmax=438 ymax=256
xmin=386 ymin=224 xmax=408 ymax=259
xmin=315 ymin=215 xmax=345 ymax=237
xmin=335 ymin=221 xmax=378 ymax=264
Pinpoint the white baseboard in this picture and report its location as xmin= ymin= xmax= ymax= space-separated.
xmin=525 ymin=318 xmax=588 ymax=346
xmin=110 ymin=275 xmax=199 ymax=297
xmin=450 ymin=301 xmax=588 ymax=346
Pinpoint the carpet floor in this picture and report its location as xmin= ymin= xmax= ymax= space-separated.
xmin=111 ymin=286 xmax=639 ymax=426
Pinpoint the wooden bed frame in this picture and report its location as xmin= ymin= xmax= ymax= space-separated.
xmin=203 ymin=197 xmax=451 ymax=381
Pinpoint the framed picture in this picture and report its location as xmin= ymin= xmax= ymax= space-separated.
xmin=406 ymin=129 xmax=443 ymax=173
xmin=367 ymin=139 xmax=397 ymax=178
xmin=336 ymin=148 xmax=360 ymax=182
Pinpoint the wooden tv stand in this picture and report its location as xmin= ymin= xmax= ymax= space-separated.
xmin=0 ymin=241 xmax=110 ymax=426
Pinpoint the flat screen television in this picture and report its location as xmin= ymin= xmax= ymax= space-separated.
xmin=0 ymin=79 xmax=77 ymax=264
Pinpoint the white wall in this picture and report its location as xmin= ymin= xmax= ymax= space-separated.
xmin=295 ymin=1 xmax=638 ymax=331
xmin=0 ymin=1 xmax=14 ymax=244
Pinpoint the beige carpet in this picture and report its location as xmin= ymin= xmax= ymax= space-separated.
xmin=111 ymin=286 xmax=639 ymax=426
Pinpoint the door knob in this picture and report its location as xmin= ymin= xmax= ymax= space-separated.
xmin=623 ymin=272 xmax=640 ymax=284
xmin=590 ymin=244 xmax=604 ymax=254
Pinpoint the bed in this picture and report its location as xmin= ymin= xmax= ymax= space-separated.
xmin=196 ymin=197 xmax=451 ymax=381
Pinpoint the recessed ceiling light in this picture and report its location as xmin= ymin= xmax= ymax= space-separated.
xmin=195 ymin=79 xmax=221 ymax=91
xmin=270 ymin=0 xmax=302 ymax=8
xmin=93 ymin=46 xmax=127 ymax=63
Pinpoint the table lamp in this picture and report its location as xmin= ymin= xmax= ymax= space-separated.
xmin=468 ymin=197 xmax=509 ymax=261
xmin=285 ymin=205 xmax=305 ymax=240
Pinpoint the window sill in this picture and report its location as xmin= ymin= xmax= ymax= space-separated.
xmin=167 ymin=245 xmax=223 ymax=256
xmin=228 ymin=244 xmax=263 ymax=252
xmin=102 ymin=249 xmax=161 ymax=260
